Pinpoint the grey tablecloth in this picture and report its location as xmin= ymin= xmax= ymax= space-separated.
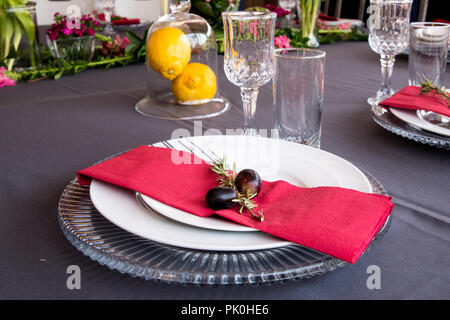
xmin=0 ymin=41 xmax=449 ymax=300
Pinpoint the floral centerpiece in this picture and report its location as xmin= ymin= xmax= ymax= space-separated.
xmin=46 ymin=12 xmax=102 ymax=62
xmin=190 ymin=0 xmax=240 ymax=30
xmin=299 ymin=0 xmax=321 ymax=47
xmin=190 ymin=0 xmax=240 ymax=52
xmin=0 ymin=0 xmax=40 ymax=70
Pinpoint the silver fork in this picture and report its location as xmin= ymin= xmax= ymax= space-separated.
xmin=156 ymin=138 xmax=222 ymax=164
xmin=151 ymin=138 xmax=264 ymax=222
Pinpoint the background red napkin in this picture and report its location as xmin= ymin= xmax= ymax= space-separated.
xmin=379 ymin=86 xmax=450 ymax=117
xmin=97 ymin=13 xmax=140 ymax=25
xmin=78 ymin=146 xmax=394 ymax=264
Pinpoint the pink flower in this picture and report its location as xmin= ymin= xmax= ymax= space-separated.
xmin=274 ymin=35 xmax=291 ymax=49
xmin=264 ymin=4 xmax=290 ymax=17
xmin=338 ymin=23 xmax=351 ymax=30
xmin=113 ymin=35 xmax=130 ymax=49
xmin=62 ymin=27 xmax=73 ymax=35
xmin=0 ymin=67 xmax=16 ymax=88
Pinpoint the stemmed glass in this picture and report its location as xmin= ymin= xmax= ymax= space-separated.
xmin=222 ymin=11 xmax=277 ymax=136
xmin=367 ymin=0 xmax=412 ymax=106
xmin=279 ymin=0 xmax=296 ymax=28
xmin=96 ymin=0 xmax=116 ymax=35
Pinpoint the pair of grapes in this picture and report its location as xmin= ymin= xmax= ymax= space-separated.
xmin=205 ymin=169 xmax=262 ymax=210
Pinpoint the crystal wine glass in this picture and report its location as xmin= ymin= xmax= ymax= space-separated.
xmin=97 ymin=0 xmax=116 ymax=35
xmin=279 ymin=0 xmax=296 ymax=28
xmin=367 ymin=0 xmax=412 ymax=106
xmin=222 ymin=11 xmax=277 ymax=136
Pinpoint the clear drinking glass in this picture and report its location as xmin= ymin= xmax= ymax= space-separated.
xmin=274 ymin=48 xmax=326 ymax=148
xmin=408 ymin=22 xmax=449 ymax=86
xmin=222 ymin=11 xmax=277 ymax=136
xmin=367 ymin=0 xmax=412 ymax=106
xmin=279 ymin=0 xmax=296 ymax=28
xmin=97 ymin=0 xmax=115 ymax=35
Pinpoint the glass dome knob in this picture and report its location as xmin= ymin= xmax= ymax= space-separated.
xmin=170 ymin=0 xmax=191 ymax=14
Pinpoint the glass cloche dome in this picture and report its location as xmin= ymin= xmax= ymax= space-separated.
xmin=135 ymin=0 xmax=230 ymax=120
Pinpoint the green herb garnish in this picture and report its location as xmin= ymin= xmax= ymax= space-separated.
xmin=209 ymin=157 xmax=264 ymax=222
xmin=420 ymin=78 xmax=450 ymax=106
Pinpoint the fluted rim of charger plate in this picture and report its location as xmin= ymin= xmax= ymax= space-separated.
xmin=371 ymin=105 xmax=450 ymax=150
xmin=58 ymin=153 xmax=391 ymax=286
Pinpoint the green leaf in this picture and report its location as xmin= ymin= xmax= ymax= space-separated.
xmin=4 ymin=42 xmax=17 ymax=59
xmin=192 ymin=2 xmax=216 ymax=19
xmin=11 ymin=15 xmax=22 ymax=52
xmin=14 ymin=10 xmax=35 ymax=45
xmin=94 ymin=33 xmax=113 ymax=43
xmin=125 ymin=30 xmax=143 ymax=45
xmin=124 ymin=42 xmax=140 ymax=56
xmin=2 ymin=15 xmax=14 ymax=61
xmin=53 ymin=69 xmax=64 ymax=80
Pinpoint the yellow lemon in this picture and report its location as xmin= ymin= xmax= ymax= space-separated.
xmin=147 ymin=27 xmax=191 ymax=80
xmin=172 ymin=63 xmax=217 ymax=105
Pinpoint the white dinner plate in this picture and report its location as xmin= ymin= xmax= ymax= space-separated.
xmin=390 ymin=107 xmax=450 ymax=137
xmin=139 ymin=135 xmax=371 ymax=232
xmin=89 ymin=135 xmax=373 ymax=251
xmin=90 ymin=179 xmax=293 ymax=251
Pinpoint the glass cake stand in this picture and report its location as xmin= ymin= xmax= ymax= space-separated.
xmin=135 ymin=0 xmax=230 ymax=120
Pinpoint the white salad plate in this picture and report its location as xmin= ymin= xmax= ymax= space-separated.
xmin=390 ymin=108 xmax=450 ymax=137
xmin=89 ymin=135 xmax=372 ymax=251
xmin=138 ymin=135 xmax=372 ymax=232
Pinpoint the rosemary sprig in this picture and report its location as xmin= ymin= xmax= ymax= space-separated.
xmin=420 ymin=78 xmax=450 ymax=106
xmin=209 ymin=158 xmax=264 ymax=222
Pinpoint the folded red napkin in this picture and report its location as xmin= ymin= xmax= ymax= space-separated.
xmin=112 ymin=18 xmax=140 ymax=25
xmin=77 ymin=146 xmax=394 ymax=264
xmin=319 ymin=13 xmax=338 ymax=21
xmin=432 ymin=18 xmax=450 ymax=24
xmin=379 ymin=86 xmax=450 ymax=118
xmin=97 ymin=13 xmax=140 ymax=25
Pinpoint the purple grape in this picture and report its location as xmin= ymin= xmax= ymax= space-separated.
xmin=235 ymin=169 xmax=261 ymax=196
xmin=205 ymin=186 xmax=238 ymax=210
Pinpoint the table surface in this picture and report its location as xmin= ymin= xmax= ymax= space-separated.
xmin=1 ymin=41 xmax=449 ymax=300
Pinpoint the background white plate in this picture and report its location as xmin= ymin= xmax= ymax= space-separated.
xmin=139 ymin=135 xmax=370 ymax=232
xmin=390 ymin=107 xmax=450 ymax=137
xmin=89 ymin=136 xmax=373 ymax=251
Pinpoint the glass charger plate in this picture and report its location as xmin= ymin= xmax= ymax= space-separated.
xmin=58 ymin=157 xmax=391 ymax=286
xmin=371 ymin=105 xmax=450 ymax=150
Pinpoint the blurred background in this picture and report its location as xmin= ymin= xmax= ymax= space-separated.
xmin=35 ymin=0 xmax=449 ymax=26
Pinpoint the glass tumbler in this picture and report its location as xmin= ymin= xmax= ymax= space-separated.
xmin=408 ymin=22 xmax=449 ymax=86
xmin=274 ymin=48 xmax=326 ymax=148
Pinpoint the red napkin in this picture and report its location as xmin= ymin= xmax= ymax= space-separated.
xmin=112 ymin=18 xmax=140 ymax=25
xmin=77 ymin=146 xmax=394 ymax=264
xmin=319 ymin=13 xmax=338 ymax=21
xmin=432 ymin=18 xmax=450 ymax=24
xmin=379 ymin=86 xmax=450 ymax=117
xmin=96 ymin=13 xmax=140 ymax=25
